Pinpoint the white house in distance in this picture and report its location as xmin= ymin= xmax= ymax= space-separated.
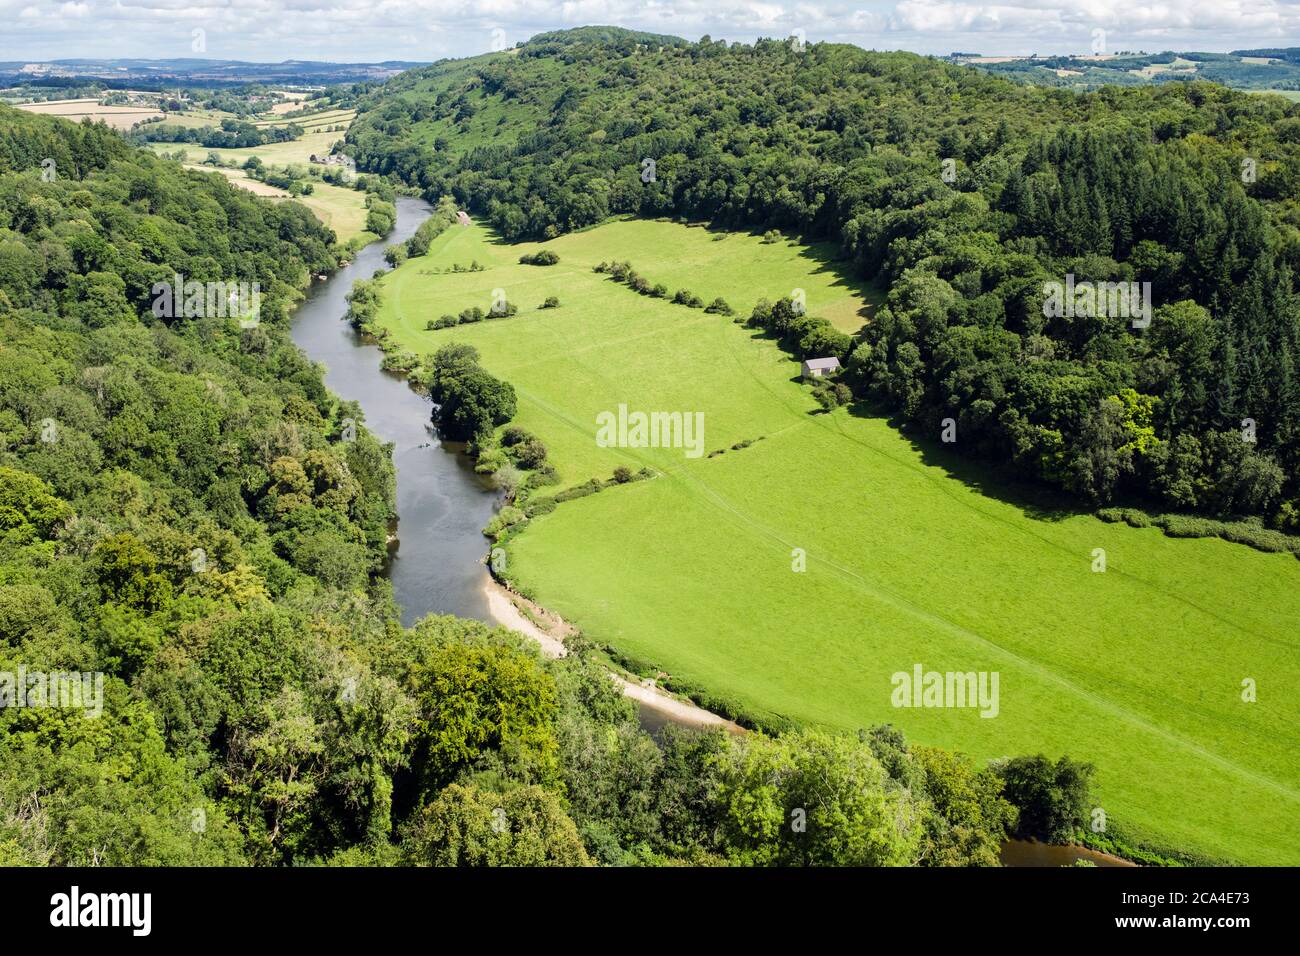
xmin=801 ymin=356 xmax=842 ymax=378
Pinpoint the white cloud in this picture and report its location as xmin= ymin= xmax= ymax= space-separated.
xmin=0 ymin=0 xmax=1295 ymax=60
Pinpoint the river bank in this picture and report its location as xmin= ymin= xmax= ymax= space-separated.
xmin=483 ymin=577 xmax=744 ymax=734
xmin=290 ymin=196 xmax=742 ymax=734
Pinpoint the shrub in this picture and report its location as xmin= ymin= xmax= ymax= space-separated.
xmin=524 ymin=497 xmax=557 ymax=518
xmin=492 ymin=462 xmax=523 ymax=494
xmin=484 ymin=506 xmax=527 ymax=538
xmin=519 ymin=249 xmax=560 ymax=265
xmin=540 ymin=296 xmax=560 ymax=309
xmin=459 ymin=306 xmax=485 ymax=324
xmin=672 ymin=289 xmax=704 ymax=308
xmin=554 ymin=479 xmax=604 ymax=503
xmin=474 ymin=447 xmax=509 ymax=475
xmin=427 ymin=314 xmax=458 ymax=330
xmin=500 ymin=426 xmax=534 ymax=447
xmin=524 ymin=463 xmax=560 ymax=490
xmin=704 ymin=297 xmax=734 ymax=315
xmin=381 ymin=350 xmax=417 ymax=372
xmin=612 ymin=465 xmax=633 ymax=483
xmin=510 ymin=438 xmax=549 ymax=469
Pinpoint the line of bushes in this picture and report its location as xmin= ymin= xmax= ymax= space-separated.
xmin=593 ymin=260 xmax=732 ymax=315
xmin=706 ymin=436 xmax=765 ymax=459
xmin=1097 ymin=506 xmax=1300 ymax=558
xmin=600 ymin=644 xmax=800 ymax=736
xmin=426 ymin=301 xmax=517 ymax=330
xmin=1078 ymin=825 xmax=1224 ymax=867
xmin=523 ymin=465 xmax=654 ymax=519
xmin=416 ymin=261 xmax=485 ymax=274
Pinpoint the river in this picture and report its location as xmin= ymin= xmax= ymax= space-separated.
xmin=290 ymin=196 xmax=501 ymax=626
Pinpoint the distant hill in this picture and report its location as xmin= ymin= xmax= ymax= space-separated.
xmin=0 ymin=58 xmax=428 ymax=89
xmin=957 ymin=48 xmax=1300 ymax=92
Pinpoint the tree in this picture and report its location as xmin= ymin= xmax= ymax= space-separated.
xmin=713 ymin=729 xmax=923 ymax=866
xmin=996 ymin=754 xmax=1095 ymax=843
xmin=913 ymin=745 xmax=1017 ymax=866
xmin=426 ymin=344 xmax=517 ymax=440
xmin=406 ymin=640 xmax=559 ymax=792
xmin=403 ymin=783 xmax=590 ymax=866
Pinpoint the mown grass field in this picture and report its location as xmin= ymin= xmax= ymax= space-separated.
xmin=145 ymin=129 xmax=346 ymax=166
xmin=15 ymin=98 xmax=161 ymax=129
xmin=373 ymin=218 xmax=1300 ymax=865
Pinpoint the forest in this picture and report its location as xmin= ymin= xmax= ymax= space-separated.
xmin=0 ymin=102 xmax=1112 ymax=866
xmin=346 ymin=28 xmax=1300 ymax=534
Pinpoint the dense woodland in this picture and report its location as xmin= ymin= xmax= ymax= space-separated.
xmin=0 ymin=103 xmax=1118 ymax=866
xmin=347 ymin=28 xmax=1300 ymax=531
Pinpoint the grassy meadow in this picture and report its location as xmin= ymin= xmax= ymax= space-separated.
xmin=145 ymin=129 xmax=348 ymax=167
xmin=372 ymin=218 xmax=1300 ymax=865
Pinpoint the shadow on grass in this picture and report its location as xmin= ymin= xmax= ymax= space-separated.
xmin=841 ymin=398 xmax=1085 ymax=525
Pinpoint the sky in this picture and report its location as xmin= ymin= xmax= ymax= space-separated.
xmin=1 ymin=0 xmax=1297 ymax=63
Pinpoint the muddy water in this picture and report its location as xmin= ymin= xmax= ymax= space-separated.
xmin=1000 ymin=838 xmax=1137 ymax=867
xmin=290 ymin=197 xmax=501 ymax=626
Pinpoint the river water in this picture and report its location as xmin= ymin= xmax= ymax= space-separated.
xmin=290 ymin=197 xmax=501 ymax=626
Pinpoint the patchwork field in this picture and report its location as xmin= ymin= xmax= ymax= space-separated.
xmin=373 ymin=218 xmax=1300 ymax=865
xmin=252 ymin=108 xmax=355 ymax=131
xmin=15 ymin=98 xmax=161 ymax=129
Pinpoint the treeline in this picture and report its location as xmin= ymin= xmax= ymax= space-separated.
xmin=346 ymin=29 xmax=1300 ymax=529
xmin=134 ymin=117 xmax=303 ymax=149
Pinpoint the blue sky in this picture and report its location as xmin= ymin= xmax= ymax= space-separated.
xmin=2 ymin=1 xmax=1297 ymax=63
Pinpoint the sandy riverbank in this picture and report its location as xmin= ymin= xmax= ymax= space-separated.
xmin=482 ymin=577 xmax=743 ymax=734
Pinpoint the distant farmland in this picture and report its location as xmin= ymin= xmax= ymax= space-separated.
xmin=15 ymin=97 xmax=160 ymax=129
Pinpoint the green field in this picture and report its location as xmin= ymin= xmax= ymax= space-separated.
xmin=373 ymin=218 xmax=1300 ymax=865
xmin=145 ymin=128 xmax=346 ymax=167
xmin=1249 ymin=89 xmax=1300 ymax=102
xmin=252 ymin=108 xmax=356 ymax=131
